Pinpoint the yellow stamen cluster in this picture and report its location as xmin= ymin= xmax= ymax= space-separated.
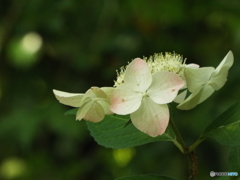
xmin=145 ymin=52 xmax=186 ymax=77
xmin=114 ymin=52 xmax=186 ymax=87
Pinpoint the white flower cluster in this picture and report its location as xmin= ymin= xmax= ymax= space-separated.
xmin=53 ymin=51 xmax=233 ymax=137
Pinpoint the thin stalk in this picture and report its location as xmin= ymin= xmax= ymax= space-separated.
xmin=187 ymin=138 xmax=205 ymax=154
xmin=169 ymin=117 xmax=187 ymax=154
xmin=168 ymin=116 xmax=201 ymax=179
xmin=172 ymin=140 xmax=184 ymax=154
xmin=168 ymin=105 xmax=202 ymax=179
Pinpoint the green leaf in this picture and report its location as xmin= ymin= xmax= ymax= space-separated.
xmin=115 ymin=174 xmax=178 ymax=180
xmin=229 ymin=146 xmax=240 ymax=180
xmin=86 ymin=114 xmax=176 ymax=149
xmin=64 ymin=108 xmax=78 ymax=116
xmin=201 ymin=102 xmax=240 ymax=146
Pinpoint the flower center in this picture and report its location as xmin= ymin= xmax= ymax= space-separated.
xmin=114 ymin=52 xmax=186 ymax=87
xmin=146 ymin=52 xmax=185 ymax=76
xmin=142 ymin=91 xmax=148 ymax=98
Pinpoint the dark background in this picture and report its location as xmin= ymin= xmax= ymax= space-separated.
xmin=0 ymin=0 xmax=239 ymax=179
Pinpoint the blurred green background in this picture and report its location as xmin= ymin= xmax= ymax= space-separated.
xmin=0 ymin=0 xmax=239 ymax=179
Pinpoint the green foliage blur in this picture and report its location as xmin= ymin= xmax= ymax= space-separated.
xmin=0 ymin=0 xmax=239 ymax=179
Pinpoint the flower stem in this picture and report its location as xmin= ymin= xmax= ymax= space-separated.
xmin=172 ymin=140 xmax=184 ymax=153
xmin=169 ymin=117 xmax=187 ymax=154
xmin=187 ymin=138 xmax=205 ymax=154
xmin=169 ymin=117 xmax=203 ymax=179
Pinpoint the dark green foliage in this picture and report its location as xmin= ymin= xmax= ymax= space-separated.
xmin=202 ymin=102 xmax=240 ymax=146
xmin=86 ymin=114 xmax=176 ymax=149
xmin=115 ymin=174 xmax=178 ymax=180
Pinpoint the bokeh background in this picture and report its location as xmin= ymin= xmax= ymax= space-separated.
xmin=0 ymin=0 xmax=239 ymax=179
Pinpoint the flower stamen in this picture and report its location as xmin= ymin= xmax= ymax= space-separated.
xmin=114 ymin=52 xmax=186 ymax=87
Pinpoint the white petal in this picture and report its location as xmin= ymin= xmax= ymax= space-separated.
xmin=76 ymin=97 xmax=93 ymax=120
xmin=110 ymin=88 xmax=142 ymax=115
xmin=86 ymin=87 xmax=113 ymax=114
xmin=83 ymin=102 xmax=105 ymax=122
xmin=177 ymin=85 xmax=215 ymax=110
xmin=85 ymin=87 xmax=108 ymax=99
xmin=147 ymin=71 xmax=184 ymax=104
xmin=53 ymin=89 xmax=84 ymax=107
xmin=123 ymin=58 xmax=152 ymax=92
xmin=131 ymin=97 xmax=169 ymax=137
xmin=100 ymin=87 xmax=114 ymax=98
xmin=185 ymin=63 xmax=200 ymax=68
xmin=214 ymin=51 xmax=234 ymax=74
xmin=174 ymin=90 xmax=187 ymax=103
xmin=210 ymin=51 xmax=234 ymax=90
xmin=97 ymin=99 xmax=113 ymax=115
xmin=184 ymin=67 xmax=215 ymax=92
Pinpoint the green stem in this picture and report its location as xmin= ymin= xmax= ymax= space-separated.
xmin=172 ymin=140 xmax=184 ymax=153
xmin=187 ymin=138 xmax=205 ymax=154
xmin=169 ymin=117 xmax=187 ymax=154
xmin=169 ymin=117 xmax=205 ymax=154
xmin=169 ymin=117 xmax=203 ymax=179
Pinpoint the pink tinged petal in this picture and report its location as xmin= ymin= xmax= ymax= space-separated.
xmin=110 ymin=89 xmax=142 ymax=115
xmin=123 ymin=58 xmax=152 ymax=92
xmin=210 ymin=51 xmax=234 ymax=90
xmin=131 ymin=97 xmax=169 ymax=137
xmin=184 ymin=67 xmax=215 ymax=92
xmin=147 ymin=71 xmax=185 ymax=104
xmin=53 ymin=89 xmax=84 ymax=107
xmin=83 ymin=102 xmax=105 ymax=122
xmin=177 ymin=85 xmax=215 ymax=110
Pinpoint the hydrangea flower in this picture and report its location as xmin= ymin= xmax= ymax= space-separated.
xmin=110 ymin=58 xmax=184 ymax=137
xmin=53 ymin=87 xmax=113 ymax=122
xmin=177 ymin=51 xmax=234 ymax=110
